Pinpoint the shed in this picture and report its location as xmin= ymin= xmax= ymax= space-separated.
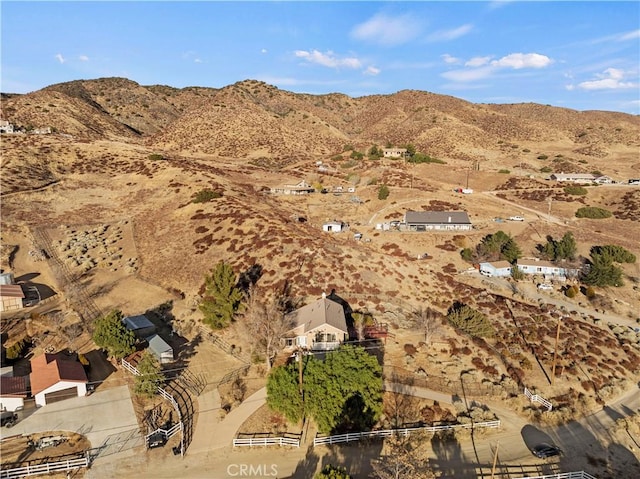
xmin=146 ymin=334 xmax=174 ymax=364
xmin=0 ymin=376 xmax=27 ymax=412
xmin=323 ymin=221 xmax=344 ymax=232
xmin=0 ymin=284 xmax=24 ymax=312
xmin=123 ymin=314 xmax=156 ymax=339
xmin=30 ymin=353 xmax=87 ymax=407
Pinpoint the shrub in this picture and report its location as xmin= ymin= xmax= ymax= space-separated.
xmin=540 ymin=166 xmax=553 ymax=173
xmin=148 ymin=153 xmax=164 ymax=161
xmin=343 ymin=144 xmax=354 ymax=152
xmin=447 ymin=302 xmax=494 ymax=338
xmin=537 ymin=154 xmax=548 ymax=160
xmin=192 ymin=189 xmax=222 ymax=203
xmin=585 ymin=286 xmax=596 ymax=299
xmin=378 ymin=184 xmax=390 ymax=200
xmin=590 ymin=245 xmax=636 ymax=263
xmin=350 ymin=151 xmax=364 ymax=160
xmin=575 ymin=207 xmax=612 ymax=219
xmin=565 ymin=285 xmax=578 ymax=298
xmin=330 ymin=154 xmax=343 ymax=161
xmin=78 ymin=353 xmax=90 ymax=366
xmin=564 ymin=185 xmax=588 ymax=195
xmin=340 ymin=159 xmax=357 ymax=169
xmin=522 ymin=149 xmax=531 ymax=153
xmin=408 ymin=153 xmax=446 ymax=164
xmin=461 ymin=248 xmax=474 ymax=262
xmin=5 ymin=338 xmax=29 ymax=360
xmin=498 ymin=169 xmax=510 ymax=174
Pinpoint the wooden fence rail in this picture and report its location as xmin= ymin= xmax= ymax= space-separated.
xmin=233 ymin=437 xmax=300 ymax=447
xmin=313 ymin=420 xmax=501 ymax=447
xmin=0 ymin=457 xmax=89 ymax=479
xmin=513 ymin=472 xmax=597 ymax=479
xmin=524 ymin=387 xmax=553 ymax=411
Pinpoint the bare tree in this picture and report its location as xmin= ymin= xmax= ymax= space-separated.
xmin=243 ymin=285 xmax=296 ymax=371
xmin=413 ymin=307 xmax=442 ymax=344
xmin=371 ymin=433 xmax=438 ymax=479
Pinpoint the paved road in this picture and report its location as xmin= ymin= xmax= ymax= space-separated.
xmin=84 ymin=378 xmax=640 ymax=478
xmin=3 ymin=386 xmax=141 ymax=457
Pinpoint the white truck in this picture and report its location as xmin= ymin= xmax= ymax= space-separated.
xmin=509 ymin=215 xmax=525 ymax=222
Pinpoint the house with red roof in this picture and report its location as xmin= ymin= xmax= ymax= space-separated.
xmin=0 ymin=375 xmax=28 ymax=412
xmin=30 ymin=353 xmax=88 ymax=407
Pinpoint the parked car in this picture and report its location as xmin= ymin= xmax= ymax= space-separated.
xmin=147 ymin=432 xmax=167 ymax=449
xmin=509 ymin=215 xmax=525 ymax=221
xmin=537 ymin=283 xmax=554 ymax=291
xmin=531 ymin=443 xmax=562 ymax=458
xmin=0 ymin=411 xmax=18 ymax=428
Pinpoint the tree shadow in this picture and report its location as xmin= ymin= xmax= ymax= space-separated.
xmin=317 ymin=441 xmax=383 ymax=478
xmin=85 ymin=349 xmax=116 ymax=390
xmin=236 ymin=263 xmax=263 ymax=295
xmin=285 ymin=446 xmax=320 ymax=479
xmin=333 ymin=392 xmax=378 ymax=434
xmin=14 ymin=272 xmax=40 ymax=282
xmin=430 ymin=429 xmax=477 ymax=478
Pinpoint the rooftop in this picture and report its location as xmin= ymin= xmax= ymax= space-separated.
xmin=286 ymin=297 xmax=348 ymax=334
xmin=30 ymin=353 xmax=87 ymax=395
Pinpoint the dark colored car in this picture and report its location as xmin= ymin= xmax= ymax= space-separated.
xmin=531 ymin=443 xmax=562 ymax=458
xmin=147 ymin=432 xmax=167 ymax=449
xmin=1 ymin=412 xmax=18 ymax=428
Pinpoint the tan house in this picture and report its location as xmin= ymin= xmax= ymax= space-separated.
xmin=283 ymin=295 xmax=349 ymax=351
xmin=271 ymin=180 xmax=315 ymax=195
xmin=0 ymin=284 xmax=24 ymax=312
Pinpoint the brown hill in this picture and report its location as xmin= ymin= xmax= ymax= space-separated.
xmin=2 ymin=77 xmax=638 ymax=165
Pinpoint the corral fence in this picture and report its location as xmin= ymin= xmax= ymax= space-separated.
xmin=121 ymin=358 xmax=185 ymax=456
xmin=313 ymin=420 xmax=501 ymax=447
xmin=146 ymin=422 xmax=183 ymax=446
xmin=218 ymin=364 xmax=250 ymax=387
xmin=513 ymin=472 xmax=597 ymax=479
xmin=233 ymin=435 xmax=301 ymax=448
xmin=0 ymin=455 xmax=89 ymax=479
xmin=524 ymin=387 xmax=553 ymax=411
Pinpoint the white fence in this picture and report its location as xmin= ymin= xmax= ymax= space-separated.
xmin=0 ymin=457 xmax=89 ymax=478
xmin=513 ymin=472 xmax=597 ymax=479
xmin=313 ymin=420 xmax=501 ymax=446
xmin=524 ymin=387 xmax=553 ymax=411
xmin=146 ymin=422 xmax=183 ymax=443
xmin=233 ymin=437 xmax=300 ymax=447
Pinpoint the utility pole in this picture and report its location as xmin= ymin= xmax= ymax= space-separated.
xmin=490 ymin=441 xmax=499 ymax=479
xmin=551 ymin=315 xmax=562 ymax=385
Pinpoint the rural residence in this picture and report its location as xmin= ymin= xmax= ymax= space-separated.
xmin=479 ymin=261 xmax=513 ymax=277
xmin=0 ymin=375 xmax=28 ymax=412
xmin=0 ymin=284 xmax=24 ymax=312
xmin=516 ymin=259 xmax=581 ymax=278
xmin=323 ymin=221 xmax=345 ymax=232
xmin=404 ymin=211 xmax=472 ymax=231
xmin=283 ymin=294 xmax=349 ymax=351
xmin=270 ymin=180 xmax=315 ymax=195
xmin=382 ymin=148 xmax=407 ymax=158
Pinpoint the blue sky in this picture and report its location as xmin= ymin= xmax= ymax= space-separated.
xmin=2 ymin=1 xmax=639 ymax=113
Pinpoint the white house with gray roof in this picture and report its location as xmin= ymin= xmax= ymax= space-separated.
xmin=283 ymin=295 xmax=349 ymax=351
xmin=404 ymin=211 xmax=472 ymax=231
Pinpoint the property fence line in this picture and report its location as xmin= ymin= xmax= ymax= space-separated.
xmin=233 ymin=437 xmax=300 ymax=447
xmin=513 ymin=472 xmax=597 ymax=479
xmin=121 ymin=358 xmax=184 ymax=456
xmin=313 ymin=420 xmax=501 ymax=447
xmin=218 ymin=364 xmax=250 ymax=386
xmin=0 ymin=457 xmax=89 ymax=479
xmin=524 ymin=387 xmax=553 ymax=411
xmin=197 ymin=325 xmax=251 ymax=363
xmin=146 ymin=422 xmax=183 ymax=444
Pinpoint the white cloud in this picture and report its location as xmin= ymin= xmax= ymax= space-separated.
xmin=79 ymin=55 xmax=89 ymax=62
xmin=491 ymin=53 xmax=552 ymax=69
xmin=441 ymin=66 xmax=495 ymax=82
xmin=294 ymin=50 xmax=362 ymax=69
xmin=55 ymin=53 xmax=65 ymax=64
xmin=618 ymin=29 xmax=640 ymax=41
xmin=465 ymin=56 xmax=492 ymax=67
xmin=261 ymin=48 xmax=268 ymax=54
xmin=427 ymin=24 xmax=473 ymax=42
xmin=364 ymin=66 xmax=381 ymax=76
xmin=351 ymin=13 xmax=421 ymax=46
xmin=441 ymin=54 xmax=460 ymax=64
xmin=488 ymin=0 xmax=514 ymax=10
xmin=565 ymin=84 xmax=575 ymax=91
xmin=194 ymin=58 xmax=203 ymax=64
xmin=577 ymin=68 xmax=637 ymax=90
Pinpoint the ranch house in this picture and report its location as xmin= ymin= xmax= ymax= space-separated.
xmin=271 ymin=180 xmax=315 ymax=195
xmin=516 ymin=259 xmax=580 ymax=278
xmin=404 ymin=211 xmax=472 ymax=231
xmin=283 ymin=295 xmax=349 ymax=351
xmin=382 ymin=148 xmax=407 ymax=158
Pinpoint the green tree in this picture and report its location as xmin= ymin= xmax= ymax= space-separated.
xmin=404 ymin=144 xmax=416 ymax=157
xmin=378 ymin=184 xmax=390 ymax=200
xmin=583 ymin=253 xmax=624 ymax=287
xmin=477 ymin=231 xmax=521 ymax=263
xmin=369 ymin=145 xmax=380 ymax=158
xmin=575 ymin=206 xmax=612 ymax=219
xmin=266 ymin=345 xmax=383 ymax=434
xmin=590 ymin=245 xmax=636 ymax=263
xmin=511 ymin=265 xmax=525 ymax=280
xmin=446 ymin=302 xmax=494 ymax=338
xmin=315 ymin=465 xmax=351 ymax=479
xmin=92 ymin=310 xmax=136 ymax=360
xmin=266 ymin=364 xmax=304 ymax=424
xmin=556 ymin=232 xmax=577 ymax=260
xmin=134 ymin=350 xmax=164 ymax=398
xmin=199 ymin=261 xmax=244 ymax=329
xmin=460 ymin=248 xmax=474 ymax=262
